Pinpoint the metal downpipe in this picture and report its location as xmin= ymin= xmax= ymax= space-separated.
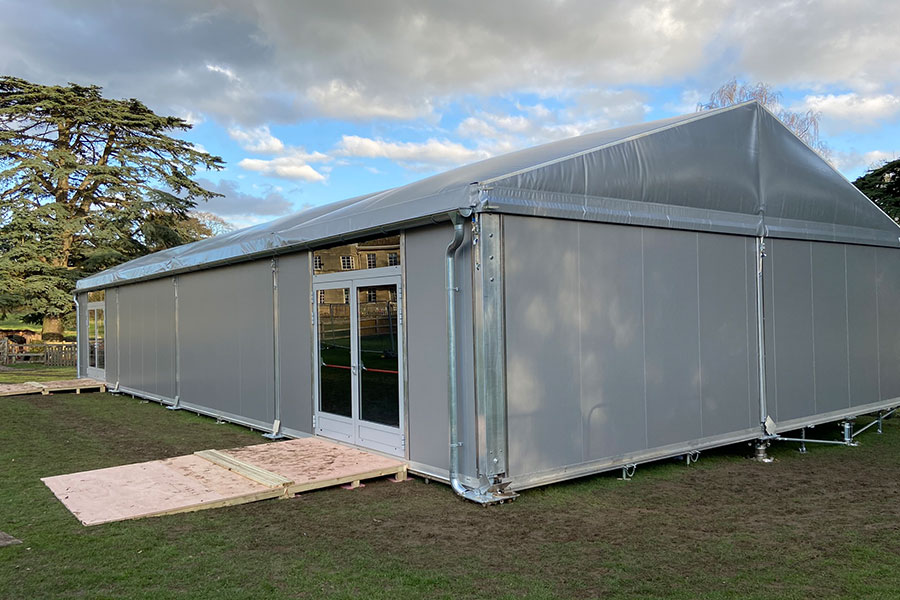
xmin=446 ymin=210 xmax=503 ymax=504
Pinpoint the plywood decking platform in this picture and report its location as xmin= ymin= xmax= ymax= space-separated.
xmin=0 ymin=378 xmax=106 ymax=397
xmin=42 ymin=438 xmax=407 ymax=526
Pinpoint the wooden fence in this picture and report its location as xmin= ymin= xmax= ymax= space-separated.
xmin=0 ymin=339 xmax=77 ymax=366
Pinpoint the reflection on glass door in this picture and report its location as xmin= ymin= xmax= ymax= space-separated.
xmin=357 ymin=284 xmax=399 ymax=427
xmin=318 ymin=288 xmax=352 ymax=418
xmin=86 ymin=303 xmax=105 ymax=378
xmin=356 ymin=285 xmax=400 ymax=427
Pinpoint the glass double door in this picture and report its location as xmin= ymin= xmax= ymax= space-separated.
xmin=86 ymin=302 xmax=105 ymax=380
xmin=314 ymin=275 xmax=404 ymax=456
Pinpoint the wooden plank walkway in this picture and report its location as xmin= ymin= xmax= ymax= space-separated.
xmin=42 ymin=438 xmax=407 ymax=526
xmin=0 ymin=378 xmax=106 ymax=397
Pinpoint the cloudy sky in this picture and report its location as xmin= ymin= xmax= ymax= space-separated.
xmin=2 ymin=0 xmax=899 ymax=227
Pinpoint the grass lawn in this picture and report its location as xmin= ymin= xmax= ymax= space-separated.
xmin=0 ymin=364 xmax=77 ymax=384
xmin=2 ymin=392 xmax=900 ymax=599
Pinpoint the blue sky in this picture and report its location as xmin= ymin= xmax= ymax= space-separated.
xmin=2 ymin=0 xmax=899 ymax=228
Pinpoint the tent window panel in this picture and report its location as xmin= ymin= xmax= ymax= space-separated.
xmin=312 ymin=235 xmax=400 ymax=275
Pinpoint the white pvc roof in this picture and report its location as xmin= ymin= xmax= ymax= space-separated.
xmin=78 ymin=102 xmax=900 ymax=291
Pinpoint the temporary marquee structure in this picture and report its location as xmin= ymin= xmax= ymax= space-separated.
xmin=76 ymin=101 xmax=900 ymax=503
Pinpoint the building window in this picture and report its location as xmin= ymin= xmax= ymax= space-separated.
xmin=367 ymin=253 xmax=377 ymax=269
xmin=317 ymin=290 xmax=325 ymax=304
xmin=341 ymin=256 xmax=353 ymax=270
xmin=314 ymin=255 xmax=323 ymax=271
xmin=366 ymin=289 xmax=377 ymax=303
xmin=343 ymin=289 xmax=350 ymax=304
xmin=388 ymin=252 xmax=399 ymax=266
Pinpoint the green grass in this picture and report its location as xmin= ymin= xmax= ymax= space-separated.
xmin=0 ymin=363 xmax=76 ymax=384
xmin=2 ymin=392 xmax=900 ymax=599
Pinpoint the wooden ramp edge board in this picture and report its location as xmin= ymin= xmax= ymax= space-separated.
xmin=195 ymin=449 xmax=293 ymax=488
xmin=287 ymin=464 xmax=407 ymax=496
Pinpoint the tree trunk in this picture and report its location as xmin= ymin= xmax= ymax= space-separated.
xmin=42 ymin=316 xmax=65 ymax=342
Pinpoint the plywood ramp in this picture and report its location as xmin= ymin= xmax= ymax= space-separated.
xmin=0 ymin=378 xmax=106 ymax=397
xmin=42 ymin=438 xmax=407 ymax=526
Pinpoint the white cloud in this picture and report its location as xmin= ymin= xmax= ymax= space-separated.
xmin=5 ymin=1 xmax=900 ymax=128
xmin=239 ymin=155 xmax=327 ymax=181
xmin=456 ymin=89 xmax=650 ymax=157
xmin=205 ymin=63 xmax=239 ymax=82
xmin=306 ymin=80 xmax=434 ymax=120
xmin=335 ymin=135 xmax=489 ymax=167
xmin=195 ymin=178 xmax=295 ymax=217
xmin=228 ymin=125 xmax=285 ymax=153
xmin=832 ymin=149 xmax=900 ymax=173
xmin=797 ymin=93 xmax=900 ymax=129
xmin=664 ymin=89 xmax=703 ymax=115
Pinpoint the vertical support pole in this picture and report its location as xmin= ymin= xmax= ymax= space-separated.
xmin=168 ymin=278 xmax=181 ymax=409
xmin=471 ymin=212 xmax=509 ymax=482
xmin=115 ymin=289 xmax=121 ymax=390
xmin=73 ymin=294 xmax=81 ymax=377
xmin=878 ymin=412 xmax=884 ymax=434
xmin=755 ymin=237 xmax=768 ymax=436
xmin=799 ymin=428 xmax=807 ymax=453
xmin=265 ymin=258 xmax=284 ymax=439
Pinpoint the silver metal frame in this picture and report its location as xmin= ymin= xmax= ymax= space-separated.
xmin=264 ymin=258 xmax=284 ymax=438
xmin=167 ymin=278 xmax=181 ymax=409
xmin=471 ymin=212 xmax=509 ymax=481
xmin=73 ymin=294 xmax=82 ymax=378
xmin=85 ymin=299 xmax=106 ymax=381
xmin=311 ymin=269 xmax=406 ymax=457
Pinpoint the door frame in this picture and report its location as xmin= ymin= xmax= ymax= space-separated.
xmin=85 ymin=300 xmax=106 ymax=381
xmin=312 ymin=266 xmax=406 ymax=457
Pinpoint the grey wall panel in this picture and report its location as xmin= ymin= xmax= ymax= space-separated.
xmin=405 ymin=226 xmax=450 ymax=472
xmin=811 ymin=243 xmax=850 ymax=414
xmin=105 ymin=289 xmax=118 ymax=384
xmin=876 ymin=248 xmax=900 ymax=400
xmin=698 ymin=235 xmax=757 ymax=434
xmin=745 ymin=238 xmax=761 ymax=426
xmin=277 ymin=252 xmax=313 ymax=434
xmin=116 ymin=278 xmax=176 ymax=399
xmin=179 ymin=261 xmax=275 ymax=425
xmin=504 ymin=216 xmax=759 ymax=479
xmin=578 ymin=223 xmax=647 ymax=461
xmin=643 ymin=229 xmax=702 ymax=447
xmin=767 ymin=239 xmax=816 ymax=422
xmin=505 ymin=217 xmax=583 ymax=475
xmin=847 ymin=245 xmax=880 ymax=406
xmin=405 ymin=224 xmax=478 ymax=478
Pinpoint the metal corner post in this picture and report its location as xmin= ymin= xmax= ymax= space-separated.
xmin=471 ymin=211 xmax=510 ymax=482
xmin=446 ymin=208 xmax=515 ymax=504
